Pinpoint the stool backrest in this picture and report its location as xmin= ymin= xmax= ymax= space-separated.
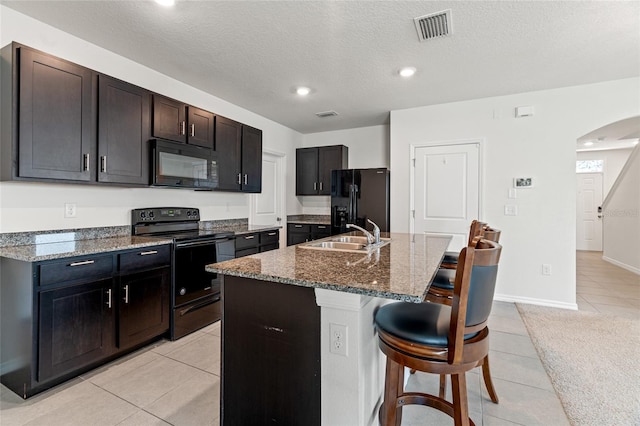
xmin=468 ymin=220 xmax=487 ymax=245
xmin=482 ymin=226 xmax=501 ymax=243
xmin=448 ymin=237 xmax=502 ymax=364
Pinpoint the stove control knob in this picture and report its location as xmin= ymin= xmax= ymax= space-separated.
xmin=149 ymin=211 xmax=154 ymax=219
xmin=140 ymin=212 xmax=146 ymax=218
xmin=179 ymin=287 xmax=186 ymax=296
xmin=186 ymin=210 xmax=191 ymax=217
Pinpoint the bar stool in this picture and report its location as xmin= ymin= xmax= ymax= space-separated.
xmin=425 ymin=225 xmax=502 ymax=404
xmin=375 ymin=238 xmax=502 ymax=426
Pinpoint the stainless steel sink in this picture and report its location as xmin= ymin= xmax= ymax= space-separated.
xmin=310 ymin=241 xmax=366 ymax=250
xmin=329 ymin=236 xmax=370 ymax=244
xmin=298 ymin=237 xmax=391 ymax=253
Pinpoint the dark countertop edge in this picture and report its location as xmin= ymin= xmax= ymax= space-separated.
xmin=0 ymin=237 xmax=173 ymax=263
xmin=231 ymin=225 xmax=282 ymax=235
xmin=286 ymin=220 xmax=331 ymax=225
xmin=206 ymin=267 xmax=422 ymax=303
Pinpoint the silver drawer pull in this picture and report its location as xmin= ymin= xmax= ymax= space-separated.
xmin=267 ymin=232 xmax=277 ymax=236
xmin=244 ymin=235 xmax=255 ymax=240
xmin=317 ymin=226 xmax=326 ymax=229
xmin=294 ymin=225 xmax=303 ymax=228
xmin=69 ymin=260 xmax=95 ymax=267
xmin=139 ymin=250 xmax=158 ymax=256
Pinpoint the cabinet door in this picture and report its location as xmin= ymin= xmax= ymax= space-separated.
xmin=287 ymin=224 xmax=311 ymax=246
xmin=318 ymin=145 xmax=347 ymax=195
xmin=38 ymin=279 xmax=115 ymax=382
xmin=18 ymin=47 xmax=96 ymax=181
xmin=152 ymin=95 xmax=186 ymax=143
xmin=98 ymin=75 xmax=151 ymax=185
xmin=186 ymin=106 xmax=214 ymax=149
xmin=118 ymin=267 xmax=170 ymax=349
xmin=214 ymin=116 xmax=242 ymax=191
xmin=223 ymin=276 xmax=320 ymax=425
xmin=311 ymin=224 xmax=331 ymax=240
xmin=241 ymin=125 xmax=262 ymax=193
xmin=296 ymin=148 xmax=319 ymax=195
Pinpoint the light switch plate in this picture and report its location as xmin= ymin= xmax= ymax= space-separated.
xmin=508 ymin=188 xmax=517 ymax=199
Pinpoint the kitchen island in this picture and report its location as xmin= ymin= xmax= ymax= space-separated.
xmin=206 ymin=232 xmax=451 ymax=426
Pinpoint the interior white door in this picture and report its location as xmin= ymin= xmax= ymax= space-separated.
xmin=413 ymin=143 xmax=480 ymax=250
xmin=250 ymin=152 xmax=284 ymax=243
xmin=576 ymin=173 xmax=603 ymax=251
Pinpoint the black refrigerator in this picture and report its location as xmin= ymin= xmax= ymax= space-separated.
xmin=330 ymin=168 xmax=390 ymax=235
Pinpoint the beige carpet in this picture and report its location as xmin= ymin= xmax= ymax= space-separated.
xmin=516 ymin=303 xmax=640 ymax=426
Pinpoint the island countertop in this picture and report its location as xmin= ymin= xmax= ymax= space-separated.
xmin=206 ymin=232 xmax=451 ymax=302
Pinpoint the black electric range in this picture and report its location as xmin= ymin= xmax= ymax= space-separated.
xmin=132 ymin=207 xmax=235 ymax=339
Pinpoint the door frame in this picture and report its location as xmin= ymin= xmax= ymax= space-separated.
xmin=250 ymin=149 xmax=287 ymax=248
xmin=409 ymin=138 xmax=485 ymax=234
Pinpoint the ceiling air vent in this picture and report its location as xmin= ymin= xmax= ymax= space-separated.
xmin=315 ymin=110 xmax=339 ymax=118
xmin=414 ymin=9 xmax=452 ymax=42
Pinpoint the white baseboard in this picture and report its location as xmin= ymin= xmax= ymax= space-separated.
xmin=494 ymin=294 xmax=578 ymax=310
xmin=602 ymin=256 xmax=640 ymax=275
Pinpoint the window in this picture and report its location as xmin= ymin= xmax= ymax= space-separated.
xmin=576 ymin=160 xmax=603 ymax=173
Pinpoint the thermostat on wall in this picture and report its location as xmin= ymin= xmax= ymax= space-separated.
xmin=514 ymin=177 xmax=533 ymax=188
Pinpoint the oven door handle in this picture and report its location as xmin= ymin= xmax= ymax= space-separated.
xmin=175 ymin=237 xmax=234 ymax=249
xmin=179 ymin=296 xmax=221 ymax=316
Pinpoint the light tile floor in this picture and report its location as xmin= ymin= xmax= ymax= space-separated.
xmin=1 ymin=251 xmax=637 ymax=425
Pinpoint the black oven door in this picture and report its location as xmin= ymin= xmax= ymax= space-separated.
xmin=174 ymin=236 xmax=235 ymax=307
xmin=152 ymin=139 xmax=218 ymax=189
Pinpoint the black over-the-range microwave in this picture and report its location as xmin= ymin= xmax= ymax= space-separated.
xmin=151 ymin=139 xmax=218 ymax=189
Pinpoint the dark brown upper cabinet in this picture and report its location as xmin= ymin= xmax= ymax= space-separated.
xmin=98 ymin=75 xmax=151 ymax=185
xmin=12 ymin=45 xmax=97 ymax=182
xmin=152 ymin=95 xmax=214 ymax=149
xmin=215 ymin=116 xmax=262 ymax=193
xmin=296 ymin=145 xmax=348 ymax=195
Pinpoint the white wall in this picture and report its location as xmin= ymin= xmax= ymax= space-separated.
xmin=0 ymin=6 xmax=304 ymax=232
xmin=390 ymin=78 xmax=640 ymax=308
xmin=602 ymin=145 xmax=640 ymax=274
xmin=298 ymin=125 xmax=389 ymax=214
xmin=577 ymin=148 xmax=634 ymax=197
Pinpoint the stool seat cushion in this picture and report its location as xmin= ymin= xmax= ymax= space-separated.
xmin=442 ymin=251 xmax=459 ymax=264
xmin=375 ymin=302 xmax=478 ymax=347
xmin=430 ymin=268 xmax=455 ymax=290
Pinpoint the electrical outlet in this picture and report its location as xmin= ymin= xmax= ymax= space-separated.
xmin=330 ymin=323 xmax=348 ymax=356
xmin=504 ymin=205 xmax=518 ymax=216
xmin=64 ymin=203 xmax=77 ymax=218
xmin=542 ymin=264 xmax=552 ymax=276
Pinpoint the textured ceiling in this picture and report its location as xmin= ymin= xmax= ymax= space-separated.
xmin=2 ymin=1 xmax=640 ymax=134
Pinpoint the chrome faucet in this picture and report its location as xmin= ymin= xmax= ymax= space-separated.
xmin=346 ymin=219 xmax=381 ymax=245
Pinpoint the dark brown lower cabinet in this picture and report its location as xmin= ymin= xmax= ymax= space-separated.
xmin=222 ymin=276 xmax=320 ymax=426
xmin=38 ymin=278 xmax=115 ymax=382
xmin=118 ymin=267 xmax=170 ymax=349
xmin=0 ymin=245 xmax=170 ymax=399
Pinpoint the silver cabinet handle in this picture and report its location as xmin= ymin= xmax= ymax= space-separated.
xmin=237 ymin=173 xmax=242 ymax=185
xmin=123 ymin=284 xmax=129 ymax=304
xmin=317 ymin=225 xmax=326 ymax=229
xmin=100 ymin=155 xmax=107 ymax=173
xmin=319 ymin=182 xmax=323 ymax=191
xmin=139 ymin=250 xmax=158 ymax=256
xmin=244 ymin=235 xmax=255 ymax=240
xmin=268 ymin=232 xmax=277 ymax=236
xmin=180 ymin=121 xmax=186 ymax=135
xmin=106 ymin=288 xmax=112 ymax=308
xmin=83 ymin=154 xmax=90 ymax=172
xmin=313 ymin=182 xmax=317 ymax=191
xmin=69 ymin=260 xmax=95 ymax=267
xmin=244 ymin=174 xmax=248 ymax=185
xmin=294 ymin=225 xmax=303 ymax=228
xmin=190 ymin=123 xmax=195 ymax=137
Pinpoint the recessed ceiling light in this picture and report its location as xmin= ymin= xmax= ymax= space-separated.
xmin=399 ymin=67 xmax=417 ymax=78
xmin=296 ymin=87 xmax=311 ymax=96
xmin=155 ymin=0 xmax=175 ymax=7
xmin=583 ymin=141 xmax=594 ymax=146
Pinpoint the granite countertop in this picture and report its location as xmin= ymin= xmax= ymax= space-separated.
xmin=0 ymin=236 xmax=173 ymax=262
xmin=286 ymin=215 xmax=331 ymax=225
xmin=206 ymin=232 xmax=451 ymax=302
